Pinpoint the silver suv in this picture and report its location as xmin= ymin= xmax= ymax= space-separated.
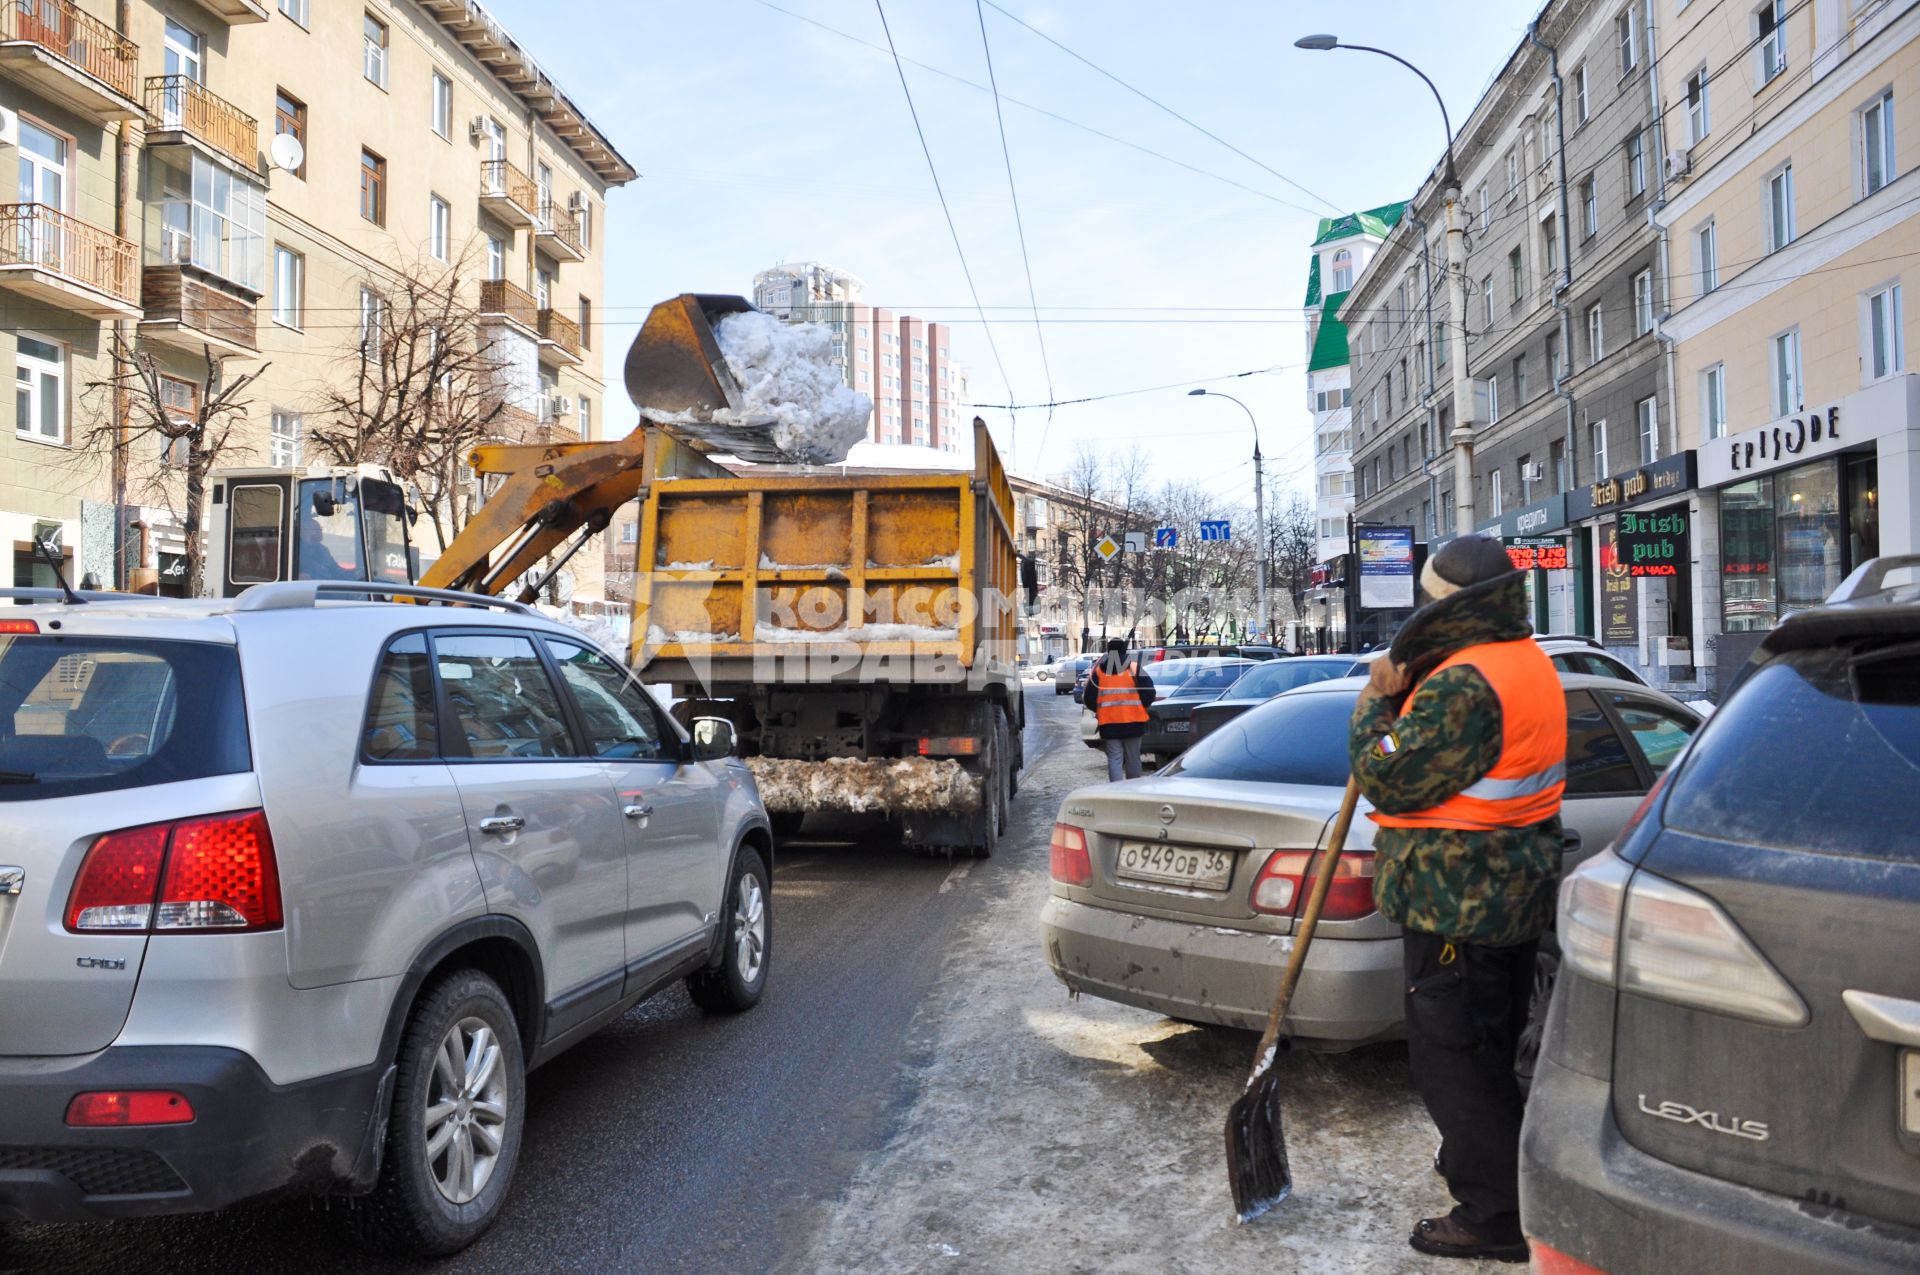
xmin=0 ymin=582 xmax=773 ymax=1255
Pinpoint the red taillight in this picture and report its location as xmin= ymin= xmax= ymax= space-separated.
xmin=1152 ymin=650 xmax=1167 ymax=662
xmin=66 ymin=810 xmax=282 ymax=934
xmin=0 ymin=618 xmax=39 ymax=635
xmin=65 ymin=1090 xmax=195 ymax=1127
xmin=918 ymin=736 xmax=981 ymax=757
xmin=1249 ymin=849 xmax=1377 ymax=920
xmin=1049 ymin=823 xmax=1092 ymax=886
xmin=1528 ymin=1239 xmax=1605 ymax=1274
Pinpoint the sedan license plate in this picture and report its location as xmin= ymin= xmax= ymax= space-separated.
xmin=1165 ymin=720 xmax=1190 ymax=733
xmin=1115 ymin=841 xmax=1234 ymax=890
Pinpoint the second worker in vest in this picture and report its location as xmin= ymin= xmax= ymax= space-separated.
xmin=1346 ymin=534 xmax=1566 ymax=1265
xmin=1089 ymin=638 xmax=1155 ymax=781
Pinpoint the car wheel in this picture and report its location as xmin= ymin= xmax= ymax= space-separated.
xmin=356 ymin=971 xmax=525 ymax=1257
xmin=688 ymin=846 xmax=772 ymax=1013
xmin=768 ymin=810 xmax=805 ymax=839
xmin=1515 ymin=940 xmax=1560 ymax=1091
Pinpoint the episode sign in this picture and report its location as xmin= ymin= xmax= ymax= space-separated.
xmin=1153 ymin=526 xmax=1177 ymax=549
xmin=1199 ymin=519 xmax=1231 ymax=542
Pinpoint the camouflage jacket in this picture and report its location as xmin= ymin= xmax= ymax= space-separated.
xmin=1347 ymin=574 xmax=1562 ymax=947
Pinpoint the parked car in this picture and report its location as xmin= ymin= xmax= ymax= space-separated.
xmin=1190 ymin=656 xmax=1363 ymax=741
xmin=0 ymin=582 xmax=773 ymax=1255
xmin=1056 ymin=654 xmax=1096 ymax=697
xmin=1138 ymin=658 xmax=1256 ymax=760
xmin=1133 ymin=643 xmax=1286 ymax=664
xmin=1519 ymin=557 xmax=1920 ymax=1275
xmin=1042 ymin=673 xmax=1700 ymax=1060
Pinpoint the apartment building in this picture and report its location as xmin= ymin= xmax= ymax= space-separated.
xmin=1300 ymin=202 xmax=1403 ymax=650
xmin=0 ymin=0 xmax=632 ymax=594
xmin=1655 ymin=0 xmax=1920 ymax=693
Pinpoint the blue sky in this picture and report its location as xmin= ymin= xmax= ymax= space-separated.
xmin=482 ymin=0 xmax=1546 ymax=498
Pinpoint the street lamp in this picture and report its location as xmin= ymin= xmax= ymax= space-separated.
xmin=1297 ymin=34 xmax=1478 ymax=535
xmin=1188 ymin=388 xmax=1268 ymax=642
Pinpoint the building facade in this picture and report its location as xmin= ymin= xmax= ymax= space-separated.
xmin=1 ymin=0 xmax=632 ymax=594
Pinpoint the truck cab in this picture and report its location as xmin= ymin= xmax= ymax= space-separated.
xmin=204 ymin=464 xmax=420 ymax=599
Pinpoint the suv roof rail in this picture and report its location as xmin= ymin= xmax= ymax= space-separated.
xmin=232 ymin=581 xmax=536 ymax=614
xmin=0 ymin=587 xmax=138 ymax=604
xmin=1535 ymin=633 xmax=1603 ymax=648
xmin=1828 ymin=554 xmax=1920 ymax=604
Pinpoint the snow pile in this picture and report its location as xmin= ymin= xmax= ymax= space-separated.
xmin=661 ymin=560 xmax=715 ymax=571
xmin=645 ymin=625 xmax=741 ymax=644
xmin=745 ymin=756 xmax=980 ymax=814
xmin=752 ymin=622 xmax=954 ymax=643
xmin=711 ymin=311 xmax=872 ymax=464
xmin=535 ymin=605 xmax=624 ymax=651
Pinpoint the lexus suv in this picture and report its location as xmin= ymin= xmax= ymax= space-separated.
xmin=1520 ymin=556 xmax=1920 ymax=1274
xmin=0 ymin=582 xmax=773 ymax=1255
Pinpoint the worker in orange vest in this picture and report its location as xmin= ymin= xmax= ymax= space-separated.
xmin=1089 ymin=638 xmax=1155 ymax=781
xmin=1347 ymin=534 xmax=1566 ymax=1265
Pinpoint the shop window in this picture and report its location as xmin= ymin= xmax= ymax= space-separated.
xmin=1720 ymin=460 xmax=1858 ymax=633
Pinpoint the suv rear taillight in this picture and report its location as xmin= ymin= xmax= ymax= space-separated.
xmin=65 ymin=1090 xmax=195 ymax=1127
xmin=66 ymin=810 xmax=282 ymax=934
xmin=1249 ymin=849 xmax=1376 ymax=920
xmin=1049 ymin=823 xmax=1092 ymax=886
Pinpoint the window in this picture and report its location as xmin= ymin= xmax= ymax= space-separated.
xmin=1542 ymin=212 xmax=1558 ymax=276
xmin=148 ymin=149 xmax=268 ymax=291
xmin=1618 ymin=7 xmax=1639 ymax=74
xmin=1697 ymin=221 xmax=1718 ymax=293
xmin=1574 ymin=62 xmax=1589 ymax=123
xmin=1703 ymin=363 xmax=1727 ymax=439
xmin=270 ymin=409 xmax=301 ymax=466
xmin=1547 ymin=329 xmax=1563 ymax=383
xmin=1587 ymin=303 xmax=1605 ymax=363
xmin=158 ymin=377 xmax=196 ymax=460
xmin=578 ymin=200 xmax=592 ymax=251
xmin=1551 ymin=438 xmax=1568 ymax=492
xmin=363 ymin=634 xmax=437 ymax=761
xmin=485 ymin=235 xmax=504 ymax=281
xmin=546 ymin=640 xmax=670 ymax=760
xmin=14 ymin=333 xmax=64 ymax=443
xmin=363 ymin=13 xmax=389 ymax=89
xmin=360 ymin=149 xmax=386 ymax=225
xmin=1771 ymin=328 xmax=1803 ymax=415
xmin=273 ymin=90 xmax=306 ymax=179
xmin=436 ymin=634 xmax=575 ymax=759
xmin=1485 ymin=374 xmax=1501 ymax=424
xmin=1581 ymin=175 xmax=1598 ymax=237
xmin=1633 ymin=269 xmax=1654 ymax=336
xmin=482 ymin=117 xmax=506 ymax=164
xmin=272 ymin=244 xmax=303 ymax=328
xmin=1758 ymin=0 xmax=1786 ymax=83
xmin=578 ymin=296 xmax=592 ymax=350
xmin=535 ymin=162 xmax=553 ymax=225
xmin=1481 ymin=274 xmax=1494 ymax=328
xmin=1478 ymin=184 xmax=1489 ymax=227
xmin=1862 ymin=91 xmax=1895 ymax=196
xmin=432 ymin=71 xmax=452 ymax=140
xmin=580 ymin=396 xmax=592 ymax=440
xmin=1591 ymin=419 xmax=1610 ymax=477
xmin=1490 ymin=467 xmax=1504 ymax=516
xmin=1626 ymin=131 xmax=1647 ymax=197
xmin=429 ymin=195 xmax=450 ymax=261
xmin=1506 ymin=148 xmax=1520 ymax=194
xmin=1434 ymin=319 xmax=1447 ymax=366
xmin=163 ymin=18 xmax=202 ymax=85
xmin=1867 ymin=284 xmax=1904 ymax=381
xmin=1564 ymin=691 xmax=1642 ymax=795
xmin=1636 ymin=395 xmax=1659 ymax=463
xmin=279 ymin=0 xmax=308 ymax=24
xmin=1686 ymin=67 xmax=1710 ymax=144
xmin=1330 ymin=248 xmax=1353 ymax=291
xmin=1508 ymin=249 xmax=1523 ymax=307
xmin=1513 ymin=355 xmax=1528 ymax=402
xmin=1760 ymin=166 xmax=1797 ymax=265
xmin=359 ymin=286 xmax=384 ymax=351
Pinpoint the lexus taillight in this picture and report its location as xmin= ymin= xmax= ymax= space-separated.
xmin=1249 ymin=849 xmax=1377 ymax=920
xmin=67 ymin=810 xmax=282 ymax=934
xmin=1528 ymin=1240 xmax=1607 ymax=1274
xmin=1049 ymin=823 xmax=1092 ymax=886
xmin=65 ymin=1090 xmax=195 ymax=1127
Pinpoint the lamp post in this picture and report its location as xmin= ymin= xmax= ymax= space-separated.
xmin=1296 ymin=34 xmax=1477 ymax=536
xmin=1188 ymin=388 xmax=1267 ymax=641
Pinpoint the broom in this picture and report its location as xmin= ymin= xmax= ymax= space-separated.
xmin=1225 ymin=774 xmax=1363 ymax=1222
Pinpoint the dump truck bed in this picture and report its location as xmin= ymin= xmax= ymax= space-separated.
xmin=633 ymin=420 xmax=1018 ymax=687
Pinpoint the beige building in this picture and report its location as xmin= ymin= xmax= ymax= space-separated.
xmin=1654 ymin=0 xmax=1917 ymax=688
xmin=1 ymin=0 xmax=633 ymax=593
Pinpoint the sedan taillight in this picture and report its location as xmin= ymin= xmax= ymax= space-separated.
xmin=1049 ymin=823 xmax=1093 ymax=886
xmin=67 ymin=810 xmax=282 ymax=934
xmin=1249 ymin=849 xmax=1377 ymax=920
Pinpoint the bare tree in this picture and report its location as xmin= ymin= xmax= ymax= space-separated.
xmin=308 ymin=252 xmax=514 ymax=553
xmin=1269 ymin=489 xmax=1319 ymax=638
xmin=84 ymin=337 xmax=267 ymax=596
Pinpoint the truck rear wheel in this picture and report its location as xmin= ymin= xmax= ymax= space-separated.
xmin=971 ymin=710 xmax=1006 ymax=859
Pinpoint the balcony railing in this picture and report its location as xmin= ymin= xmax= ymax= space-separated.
xmin=478 ymin=278 xmax=538 ymax=330
xmin=479 ymin=159 xmax=537 ymax=217
xmin=0 ymin=203 xmax=139 ymax=306
xmin=0 ymin=0 xmax=138 ymax=99
xmin=536 ymin=202 xmax=583 ymax=258
xmin=537 ymin=307 xmax=580 ymax=356
xmin=146 ymin=75 xmax=258 ymax=170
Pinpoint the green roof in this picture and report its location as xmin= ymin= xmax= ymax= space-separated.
xmin=1311 ymin=201 xmax=1408 ymax=248
xmin=1303 ymin=254 xmax=1321 ymax=308
xmin=1307 ymin=290 xmax=1352 ymax=372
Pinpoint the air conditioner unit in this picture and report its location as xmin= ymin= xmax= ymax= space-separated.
xmin=549 ymin=394 xmax=575 ymax=418
xmin=1664 ymin=147 xmax=1692 ymax=180
xmin=0 ymin=106 xmax=17 ymax=147
xmin=1521 ymin=462 xmax=1545 ymax=482
xmin=566 ymin=191 xmax=587 ymax=214
xmin=468 ymin=117 xmax=487 ymax=142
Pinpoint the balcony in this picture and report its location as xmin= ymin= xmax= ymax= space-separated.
xmin=0 ymin=0 xmax=140 ymax=124
xmin=179 ymin=0 xmax=269 ymax=23
xmin=478 ymin=278 xmax=539 ymax=336
xmin=535 ymin=202 xmax=584 ymax=262
xmin=478 ymin=159 xmax=538 ymax=228
xmin=145 ymin=75 xmax=259 ymax=172
xmin=0 ymin=204 xmax=140 ymax=317
xmin=140 ymin=264 xmax=257 ymax=358
xmin=536 ymin=307 xmax=581 ymax=365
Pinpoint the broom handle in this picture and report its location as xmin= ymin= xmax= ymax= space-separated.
xmin=1251 ymin=776 xmax=1362 ymax=1066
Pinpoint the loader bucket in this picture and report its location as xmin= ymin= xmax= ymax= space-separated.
xmin=618 ymin=293 xmax=794 ymax=466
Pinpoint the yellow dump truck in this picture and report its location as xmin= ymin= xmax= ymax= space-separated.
xmin=633 ymin=416 xmax=1025 ymax=856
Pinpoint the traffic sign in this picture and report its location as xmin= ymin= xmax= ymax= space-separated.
xmin=1094 ymin=535 xmax=1120 ymax=561
xmin=1153 ymin=526 xmax=1177 ymax=549
xmin=1123 ymin=531 xmax=1147 ymax=554
xmin=1200 ymin=519 xmax=1231 ymax=542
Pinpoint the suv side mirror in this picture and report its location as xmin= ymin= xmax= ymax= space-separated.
xmin=692 ymin=717 xmax=736 ymax=762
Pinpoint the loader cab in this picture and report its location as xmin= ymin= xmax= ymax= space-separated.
xmin=205 ymin=464 xmax=419 ymax=598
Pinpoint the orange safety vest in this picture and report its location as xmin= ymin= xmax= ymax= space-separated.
xmin=1370 ymin=638 xmax=1567 ymax=832
xmin=1091 ymin=663 xmax=1150 ymax=727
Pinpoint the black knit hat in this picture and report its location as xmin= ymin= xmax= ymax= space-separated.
xmin=1105 ymin=637 xmax=1129 ymax=656
xmin=1428 ymin=534 xmax=1519 ymax=591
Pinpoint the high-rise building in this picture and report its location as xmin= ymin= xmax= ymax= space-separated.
xmin=0 ymin=0 xmax=634 ymax=592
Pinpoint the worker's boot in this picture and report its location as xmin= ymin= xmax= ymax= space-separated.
xmin=1409 ymin=1213 xmax=1528 ymax=1263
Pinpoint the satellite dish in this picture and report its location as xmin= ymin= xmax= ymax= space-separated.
xmin=269 ymin=132 xmax=305 ymax=173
